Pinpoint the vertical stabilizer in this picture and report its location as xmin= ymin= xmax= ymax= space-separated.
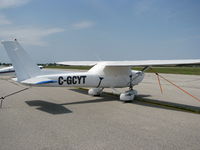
xmin=1 ymin=39 xmax=41 ymax=81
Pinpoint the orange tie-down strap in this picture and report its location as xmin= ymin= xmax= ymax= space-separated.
xmin=150 ymin=68 xmax=200 ymax=103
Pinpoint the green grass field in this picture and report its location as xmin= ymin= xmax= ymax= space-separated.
xmin=45 ymin=65 xmax=200 ymax=75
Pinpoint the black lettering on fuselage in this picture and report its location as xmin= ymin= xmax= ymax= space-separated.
xmin=58 ymin=76 xmax=64 ymax=85
xmin=82 ymin=75 xmax=86 ymax=84
xmin=77 ymin=76 xmax=82 ymax=84
xmin=58 ymin=75 xmax=87 ymax=85
xmin=72 ymin=76 xmax=77 ymax=84
xmin=67 ymin=76 xmax=72 ymax=84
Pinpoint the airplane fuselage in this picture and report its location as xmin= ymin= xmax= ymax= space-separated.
xmin=35 ymin=70 xmax=144 ymax=88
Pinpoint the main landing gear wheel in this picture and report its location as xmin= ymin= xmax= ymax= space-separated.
xmin=88 ymin=88 xmax=104 ymax=96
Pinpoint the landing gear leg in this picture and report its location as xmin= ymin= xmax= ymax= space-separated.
xmin=119 ymin=75 xmax=138 ymax=102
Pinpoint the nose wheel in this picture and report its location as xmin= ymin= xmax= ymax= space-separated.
xmin=120 ymin=90 xmax=137 ymax=102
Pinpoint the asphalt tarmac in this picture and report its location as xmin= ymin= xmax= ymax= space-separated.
xmin=0 ymin=73 xmax=200 ymax=150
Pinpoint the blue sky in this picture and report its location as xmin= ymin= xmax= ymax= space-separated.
xmin=0 ymin=0 xmax=200 ymax=63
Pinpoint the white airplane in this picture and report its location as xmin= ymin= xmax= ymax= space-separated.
xmin=0 ymin=65 xmax=43 ymax=74
xmin=1 ymin=39 xmax=200 ymax=101
xmin=0 ymin=66 xmax=14 ymax=73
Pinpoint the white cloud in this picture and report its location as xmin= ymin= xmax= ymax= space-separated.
xmin=72 ymin=21 xmax=94 ymax=30
xmin=0 ymin=14 xmax=11 ymax=25
xmin=0 ymin=0 xmax=64 ymax=46
xmin=0 ymin=27 xmax=65 ymax=46
xmin=0 ymin=0 xmax=30 ymax=9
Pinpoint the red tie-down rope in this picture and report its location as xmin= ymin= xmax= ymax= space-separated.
xmin=155 ymin=72 xmax=163 ymax=94
xmin=150 ymin=68 xmax=200 ymax=103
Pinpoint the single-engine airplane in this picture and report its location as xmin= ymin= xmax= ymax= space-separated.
xmin=1 ymin=39 xmax=200 ymax=101
xmin=0 ymin=65 xmax=43 ymax=74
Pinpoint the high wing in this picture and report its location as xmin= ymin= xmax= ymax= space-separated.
xmin=105 ymin=60 xmax=200 ymax=67
xmin=57 ymin=59 xmax=200 ymax=67
xmin=57 ymin=61 xmax=98 ymax=66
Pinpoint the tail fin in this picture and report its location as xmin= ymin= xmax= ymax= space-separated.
xmin=1 ymin=39 xmax=41 ymax=81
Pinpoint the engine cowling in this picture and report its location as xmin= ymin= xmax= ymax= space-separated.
xmin=88 ymin=88 xmax=103 ymax=96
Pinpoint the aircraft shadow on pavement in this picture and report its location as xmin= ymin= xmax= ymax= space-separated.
xmin=25 ymin=89 xmax=200 ymax=114
xmin=25 ymin=100 xmax=72 ymax=115
xmin=69 ymin=88 xmax=200 ymax=114
xmin=60 ymin=96 xmax=116 ymax=106
xmin=60 ymin=88 xmax=116 ymax=105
